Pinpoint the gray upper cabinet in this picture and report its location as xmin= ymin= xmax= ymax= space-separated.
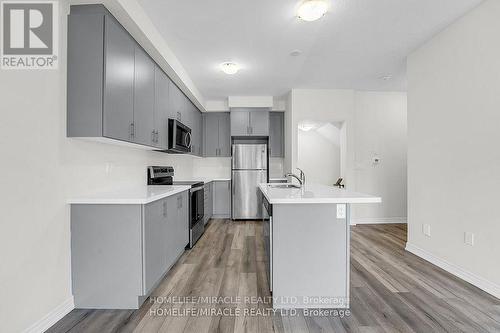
xmin=204 ymin=112 xmax=231 ymax=157
xmin=67 ymin=5 xmax=202 ymax=153
xmin=189 ymin=103 xmax=203 ymax=157
xmin=154 ymin=66 xmax=169 ymax=149
xmin=168 ymin=81 xmax=187 ymax=124
xmin=204 ymin=114 xmax=219 ymax=157
xmin=218 ymin=113 xmax=231 ymax=156
xmin=249 ymin=111 xmax=269 ymax=136
xmin=133 ymin=46 xmax=155 ymax=146
xmin=230 ymin=110 xmax=249 ymax=136
xmin=230 ymin=109 xmax=269 ymax=136
xmin=269 ymin=112 xmax=284 ymax=157
xmin=102 ymin=14 xmax=135 ymax=142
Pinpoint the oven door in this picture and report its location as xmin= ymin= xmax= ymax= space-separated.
xmin=168 ymin=119 xmax=192 ymax=153
xmin=190 ymin=186 xmax=205 ymax=228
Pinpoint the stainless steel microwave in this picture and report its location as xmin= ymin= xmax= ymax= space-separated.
xmin=168 ymin=119 xmax=192 ymax=153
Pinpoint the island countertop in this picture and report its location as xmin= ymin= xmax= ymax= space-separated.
xmin=67 ymin=185 xmax=191 ymax=205
xmin=259 ymin=183 xmax=381 ymax=204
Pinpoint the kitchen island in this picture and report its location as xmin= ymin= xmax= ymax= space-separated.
xmin=259 ymin=183 xmax=381 ymax=309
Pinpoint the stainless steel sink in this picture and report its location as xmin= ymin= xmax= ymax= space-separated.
xmin=269 ymin=183 xmax=301 ymax=189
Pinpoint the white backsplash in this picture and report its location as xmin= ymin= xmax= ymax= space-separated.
xmin=269 ymin=158 xmax=285 ymax=178
xmin=193 ymin=157 xmax=232 ymax=179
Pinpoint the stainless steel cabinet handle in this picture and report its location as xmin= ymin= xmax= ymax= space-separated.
xmin=130 ymin=123 xmax=135 ymax=138
xmin=151 ymin=130 xmax=155 ymax=143
xmin=163 ymin=201 xmax=167 ymax=217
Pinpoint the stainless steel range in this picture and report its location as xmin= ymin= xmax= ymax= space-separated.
xmin=147 ymin=166 xmax=205 ymax=248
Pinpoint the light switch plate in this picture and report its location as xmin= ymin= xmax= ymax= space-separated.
xmin=337 ymin=204 xmax=346 ymax=219
xmin=465 ymin=232 xmax=474 ymax=246
xmin=423 ymin=224 xmax=431 ymax=237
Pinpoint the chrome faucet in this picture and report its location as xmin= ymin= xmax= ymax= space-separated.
xmin=285 ymin=172 xmax=303 ymax=187
xmin=296 ymin=168 xmax=306 ymax=186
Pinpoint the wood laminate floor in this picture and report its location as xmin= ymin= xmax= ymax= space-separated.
xmin=48 ymin=220 xmax=500 ymax=333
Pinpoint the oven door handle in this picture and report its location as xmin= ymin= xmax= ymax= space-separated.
xmin=190 ymin=185 xmax=204 ymax=192
xmin=185 ymin=132 xmax=192 ymax=149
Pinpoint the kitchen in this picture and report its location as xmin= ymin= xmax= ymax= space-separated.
xmin=2 ymin=0 xmax=500 ymax=332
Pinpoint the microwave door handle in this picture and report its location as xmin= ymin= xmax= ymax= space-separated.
xmin=185 ymin=132 xmax=192 ymax=149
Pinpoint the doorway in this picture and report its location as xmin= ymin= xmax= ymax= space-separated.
xmin=297 ymin=120 xmax=346 ymax=186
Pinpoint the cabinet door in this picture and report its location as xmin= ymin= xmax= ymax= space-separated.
xmin=133 ymin=46 xmax=155 ymax=146
xmin=218 ymin=113 xmax=231 ymax=157
xmin=191 ymin=109 xmax=202 ymax=156
xmin=177 ymin=192 xmax=189 ymax=250
xmin=168 ymin=81 xmax=182 ymax=121
xmin=165 ymin=195 xmax=178 ymax=268
xmin=154 ymin=66 xmax=169 ymax=149
xmin=203 ymin=113 xmax=219 ymax=157
xmin=208 ymin=182 xmax=214 ymax=220
xmin=230 ymin=110 xmax=249 ymax=136
xmin=143 ymin=199 xmax=168 ymax=294
xmin=103 ymin=16 xmax=135 ymax=142
xmin=214 ymin=181 xmax=231 ymax=216
xmin=249 ymin=111 xmax=269 ymax=136
xmin=269 ymin=112 xmax=284 ymax=157
xmin=181 ymin=96 xmax=193 ymax=128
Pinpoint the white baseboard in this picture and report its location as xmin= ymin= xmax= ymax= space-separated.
xmin=405 ymin=243 xmax=500 ymax=300
xmin=23 ymin=297 xmax=74 ymax=333
xmin=351 ymin=217 xmax=407 ymax=225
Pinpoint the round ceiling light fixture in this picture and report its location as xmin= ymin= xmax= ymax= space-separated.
xmin=297 ymin=0 xmax=328 ymax=22
xmin=220 ymin=62 xmax=240 ymax=75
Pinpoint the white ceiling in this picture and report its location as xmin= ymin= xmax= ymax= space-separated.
xmin=137 ymin=0 xmax=483 ymax=100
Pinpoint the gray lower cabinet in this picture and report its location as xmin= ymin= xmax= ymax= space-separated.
xmin=230 ymin=109 xmax=269 ymax=136
xmin=269 ymin=112 xmax=284 ymax=157
xmin=203 ymin=112 xmax=231 ymax=157
xmin=213 ymin=180 xmax=231 ymax=218
xmin=70 ymin=191 xmax=188 ymax=309
xmin=203 ymin=182 xmax=214 ymax=225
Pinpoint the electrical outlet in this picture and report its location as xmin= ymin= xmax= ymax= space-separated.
xmin=336 ymin=204 xmax=346 ymax=219
xmin=422 ymin=224 xmax=431 ymax=237
xmin=105 ymin=162 xmax=113 ymax=175
xmin=465 ymin=232 xmax=474 ymax=246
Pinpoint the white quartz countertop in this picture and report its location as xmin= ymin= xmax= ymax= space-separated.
xmin=176 ymin=178 xmax=231 ymax=183
xmin=68 ymin=185 xmax=191 ymax=205
xmin=259 ymin=183 xmax=382 ymax=204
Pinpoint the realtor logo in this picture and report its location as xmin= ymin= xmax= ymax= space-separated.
xmin=1 ymin=1 xmax=58 ymax=69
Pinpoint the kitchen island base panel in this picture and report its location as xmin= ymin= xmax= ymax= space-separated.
xmin=271 ymin=203 xmax=350 ymax=309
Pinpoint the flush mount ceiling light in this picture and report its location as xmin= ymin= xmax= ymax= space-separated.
xmin=220 ymin=62 xmax=240 ymax=75
xmin=297 ymin=0 xmax=328 ymax=22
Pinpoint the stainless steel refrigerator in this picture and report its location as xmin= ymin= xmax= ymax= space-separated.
xmin=232 ymin=144 xmax=268 ymax=219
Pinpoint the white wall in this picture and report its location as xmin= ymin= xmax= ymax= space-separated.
xmin=0 ymin=1 xmax=201 ymax=332
xmin=407 ymin=0 xmax=500 ymax=297
xmin=353 ymin=92 xmax=407 ymax=222
xmin=285 ymin=89 xmax=407 ymax=222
